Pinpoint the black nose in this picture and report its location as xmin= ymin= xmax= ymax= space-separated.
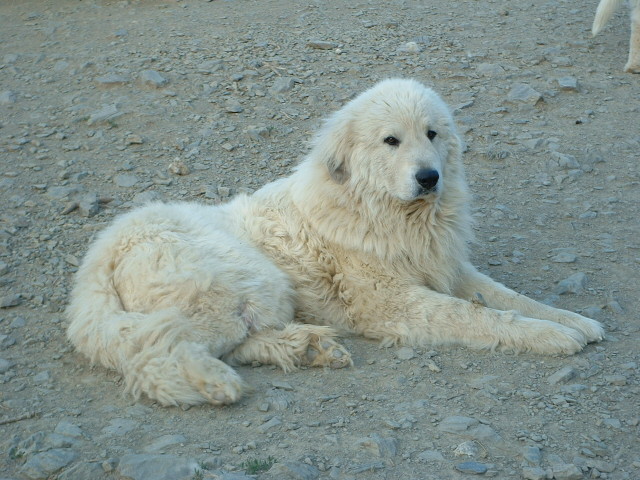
xmin=415 ymin=168 xmax=439 ymax=190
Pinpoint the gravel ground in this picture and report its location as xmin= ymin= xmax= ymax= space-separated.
xmin=1 ymin=1 xmax=639 ymax=479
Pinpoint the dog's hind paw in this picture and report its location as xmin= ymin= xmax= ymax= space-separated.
xmin=305 ymin=338 xmax=353 ymax=369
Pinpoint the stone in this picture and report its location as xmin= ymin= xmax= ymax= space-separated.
xmin=57 ymin=461 xmax=108 ymax=480
xmin=257 ymin=416 xmax=282 ymax=433
xmin=79 ymin=193 xmax=100 ymax=217
xmin=455 ymin=461 xmax=488 ymax=474
xmin=0 ymin=357 xmax=16 ymax=373
xmin=477 ymin=63 xmax=505 ymax=75
xmin=522 ymin=445 xmax=542 ymax=465
xmin=87 ymin=104 xmax=123 ymax=125
xmin=557 ymin=76 xmax=579 ymax=91
xmin=101 ymin=418 xmax=138 ymax=437
xmin=522 ymin=466 xmax=547 ymax=480
xmin=270 ymin=77 xmax=299 ymax=94
xmin=225 ymin=98 xmax=244 ymax=113
xmin=266 ymin=462 xmax=320 ymax=480
xmin=117 ymin=454 xmax=199 ymax=480
xmin=554 ymin=272 xmax=587 ymax=295
xmin=95 ymin=73 xmax=129 ymax=86
xmin=139 ymin=70 xmax=168 ymax=87
xmin=552 ymin=463 xmax=583 ymax=480
xmin=417 ymin=450 xmax=445 ymax=462
xmin=33 ymin=371 xmax=50 ymax=385
xmin=356 ymin=434 xmax=398 ymax=457
xmin=113 ymin=173 xmax=139 ymax=187
xmin=0 ymin=294 xmax=21 ymax=308
xmin=396 ymin=346 xmax=416 ymax=360
xmin=307 ymin=40 xmax=336 ymax=50
xmin=0 ymin=90 xmax=17 ymax=104
xmin=19 ymin=449 xmax=79 ymax=479
xmin=454 ymin=440 xmax=480 ymax=457
xmin=143 ymin=434 xmax=186 ymax=453
xmin=507 ymin=84 xmax=543 ymax=104
xmin=548 ymin=366 xmax=578 ymax=384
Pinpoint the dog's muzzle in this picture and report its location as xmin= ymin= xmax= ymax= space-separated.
xmin=415 ymin=168 xmax=440 ymax=194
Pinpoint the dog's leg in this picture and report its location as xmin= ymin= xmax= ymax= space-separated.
xmin=124 ymin=339 xmax=246 ymax=407
xmin=351 ymin=283 xmax=592 ymax=355
xmin=453 ymin=263 xmax=604 ymax=343
xmin=625 ymin=0 xmax=640 ymax=72
xmin=224 ymin=324 xmax=352 ymax=370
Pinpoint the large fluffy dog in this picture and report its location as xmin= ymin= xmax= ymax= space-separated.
xmin=67 ymin=79 xmax=604 ymax=407
xmin=592 ymin=0 xmax=640 ymax=73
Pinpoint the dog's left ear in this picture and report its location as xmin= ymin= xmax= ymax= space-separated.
xmin=312 ymin=113 xmax=353 ymax=184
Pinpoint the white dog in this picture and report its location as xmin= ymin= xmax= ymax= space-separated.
xmin=592 ymin=0 xmax=640 ymax=72
xmin=67 ymin=79 xmax=604 ymax=407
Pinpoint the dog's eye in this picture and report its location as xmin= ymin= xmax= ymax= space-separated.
xmin=427 ymin=130 xmax=437 ymax=141
xmin=384 ymin=136 xmax=400 ymax=146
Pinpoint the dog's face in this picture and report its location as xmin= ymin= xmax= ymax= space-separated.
xmin=317 ymin=79 xmax=461 ymax=203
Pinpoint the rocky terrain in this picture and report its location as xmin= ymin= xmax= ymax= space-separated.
xmin=0 ymin=1 xmax=639 ymax=479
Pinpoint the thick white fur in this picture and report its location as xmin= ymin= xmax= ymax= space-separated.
xmin=593 ymin=0 xmax=640 ymax=72
xmin=67 ymin=79 xmax=604 ymax=407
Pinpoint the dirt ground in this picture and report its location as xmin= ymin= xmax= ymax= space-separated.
xmin=1 ymin=1 xmax=639 ymax=479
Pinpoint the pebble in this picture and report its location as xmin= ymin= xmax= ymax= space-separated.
xmin=87 ymin=104 xmax=123 ymax=125
xmin=396 ymin=346 xmax=416 ymax=360
xmin=101 ymin=418 xmax=139 ymax=437
xmin=57 ymin=461 xmax=107 ymax=480
xmin=0 ymin=90 xmax=17 ymax=104
xmin=139 ymin=70 xmax=168 ymax=87
xmin=522 ymin=466 xmax=547 ymax=480
xmin=168 ymin=159 xmax=190 ymax=176
xmin=79 ymin=192 xmax=100 ymax=217
xmin=476 ymin=63 xmax=505 ymax=76
xmin=417 ymin=450 xmax=445 ymax=462
xmin=455 ymin=461 xmax=489 ymax=475
xmin=438 ymin=416 xmax=505 ymax=449
xmin=265 ymin=461 xmax=319 ymax=480
xmin=0 ymin=357 xmax=16 ymax=373
xmin=113 ymin=173 xmax=139 ymax=187
xmin=551 ymin=463 xmax=583 ymax=480
xmin=454 ymin=440 xmax=480 ymax=457
xmin=0 ymin=294 xmax=21 ymax=308
xmin=142 ymin=434 xmax=186 ymax=453
xmin=225 ymin=98 xmax=244 ymax=113
xmin=554 ymin=272 xmax=587 ymax=295
xmin=307 ymin=40 xmax=337 ymax=50
xmin=557 ymin=76 xmax=579 ymax=91
xmin=95 ymin=73 xmax=129 ymax=86
xmin=356 ymin=434 xmax=398 ymax=458
xmin=270 ymin=77 xmax=299 ymax=94
xmin=548 ymin=366 xmax=578 ymax=384
xmin=522 ymin=445 xmax=542 ymax=465
xmin=257 ymin=416 xmax=282 ymax=433
xmin=19 ymin=448 xmax=79 ymax=479
xmin=507 ymin=84 xmax=543 ymax=104
xmin=117 ymin=454 xmax=199 ymax=480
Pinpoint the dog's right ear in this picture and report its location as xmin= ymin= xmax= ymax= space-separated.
xmin=313 ymin=113 xmax=353 ymax=184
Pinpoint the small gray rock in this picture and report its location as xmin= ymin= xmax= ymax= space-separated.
xmin=33 ymin=371 xmax=51 ymax=385
xmin=417 ymin=450 xmax=445 ymax=462
xmin=257 ymin=416 xmax=282 ymax=433
xmin=0 ymin=90 xmax=17 ymax=104
xmin=522 ymin=445 xmax=542 ymax=465
xmin=79 ymin=193 xmax=100 ymax=217
xmin=225 ymin=98 xmax=244 ymax=113
xmin=477 ymin=63 xmax=505 ymax=76
xmin=101 ymin=418 xmax=138 ymax=437
xmin=95 ymin=73 xmax=129 ymax=86
xmin=557 ymin=76 xmax=579 ymax=91
xmin=20 ymin=449 xmax=79 ymax=479
xmin=548 ymin=366 xmax=578 ymax=384
xmin=0 ymin=357 xmax=16 ymax=373
xmin=357 ymin=434 xmax=398 ymax=458
xmin=117 ymin=454 xmax=199 ymax=480
xmin=57 ymin=461 xmax=108 ymax=480
xmin=266 ymin=462 xmax=320 ymax=480
xmin=113 ymin=173 xmax=139 ymax=188
xmin=554 ymin=272 xmax=587 ymax=295
xmin=87 ymin=104 xmax=123 ymax=125
xmin=139 ymin=70 xmax=168 ymax=87
xmin=396 ymin=346 xmax=416 ymax=360
xmin=522 ymin=466 xmax=547 ymax=480
xmin=552 ymin=463 xmax=583 ymax=480
xmin=270 ymin=77 xmax=298 ymax=94
xmin=307 ymin=40 xmax=336 ymax=50
xmin=143 ymin=434 xmax=186 ymax=453
xmin=0 ymin=294 xmax=21 ymax=308
xmin=455 ymin=461 xmax=488 ymax=474
xmin=507 ymin=84 xmax=543 ymax=104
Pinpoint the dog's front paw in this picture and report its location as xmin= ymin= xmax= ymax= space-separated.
xmin=305 ymin=339 xmax=353 ymax=369
xmin=558 ymin=312 xmax=605 ymax=344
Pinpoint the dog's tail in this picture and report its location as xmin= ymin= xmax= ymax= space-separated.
xmin=592 ymin=0 xmax=623 ymax=35
xmin=66 ymin=223 xmax=188 ymax=375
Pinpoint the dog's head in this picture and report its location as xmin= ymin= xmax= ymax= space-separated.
xmin=311 ymin=78 xmax=463 ymax=203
